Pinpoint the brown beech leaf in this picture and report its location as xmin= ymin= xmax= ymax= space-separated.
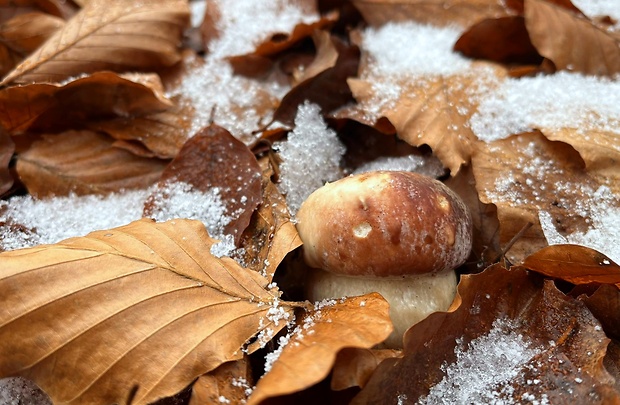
xmin=273 ymin=35 xmax=359 ymax=126
xmin=292 ymin=30 xmax=339 ymax=86
xmin=522 ymin=244 xmax=620 ymax=286
xmin=331 ymin=348 xmax=402 ymax=391
xmin=0 ymin=71 xmax=172 ymax=135
xmin=524 ymin=0 xmax=620 ymax=76
xmin=190 ymin=358 xmax=253 ymax=405
xmin=247 ymin=294 xmax=392 ymax=404
xmin=0 ymin=218 xmax=294 ymax=405
xmin=454 ymin=16 xmax=542 ymax=65
xmin=90 ymin=98 xmax=192 ymax=159
xmin=16 ymin=130 xmax=166 ymax=197
xmin=0 ymin=12 xmax=64 ymax=56
xmin=350 ymin=0 xmax=509 ymax=27
xmin=355 ymin=265 xmax=620 ymax=403
xmin=1 ymin=0 xmax=189 ymax=85
xmin=144 ymin=125 xmax=262 ymax=243
xmin=238 ymin=157 xmax=302 ymax=282
xmin=0 ymin=130 xmax=13 ymax=196
xmin=471 ymin=131 xmax=620 ymax=263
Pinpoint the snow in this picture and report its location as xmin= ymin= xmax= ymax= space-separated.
xmin=418 ymin=318 xmax=544 ymax=405
xmin=471 ymin=72 xmax=620 ymax=143
xmin=0 ymin=378 xmax=51 ymax=405
xmin=206 ymin=0 xmax=318 ymax=59
xmin=189 ymin=0 xmax=206 ymax=27
xmin=276 ymin=102 xmax=346 ymax=215
xmin=352 ymin=154 xmax=445 ymax=177
xmin=572 ymin=0 xmax=620 ymax=31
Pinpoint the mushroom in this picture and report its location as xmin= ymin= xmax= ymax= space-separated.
xmin=295 ymin=171 xmax=472 ymax=348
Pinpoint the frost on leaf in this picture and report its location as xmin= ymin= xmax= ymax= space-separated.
xmin=356 ymin=265 xmax=620 ymax=404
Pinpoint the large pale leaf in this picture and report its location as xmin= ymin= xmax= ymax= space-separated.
xmin=16 ymin=130 xmax=167 ymax=197
xmin=350 ymin=0 xmax=508 ymax=27
xmin=524 ymin=0 xmax=620 ymax=76
xmin=1 ymin=0 xmax=189 ymax=85
xmin=0 ymin=218 xmax=294 ymax=405
xmin=248 ymin=294 xmax=392 ymax=404
xmin=0 ymin=71 xmax=172 ymax=134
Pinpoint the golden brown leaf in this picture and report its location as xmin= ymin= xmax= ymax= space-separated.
xmin=248 ymin=294 xmax=392 ymax=404
xmin=16 ymin=130 xmax=166 ymax=197
xmin=331 ymin=348 xmax=401 ymax=391
xmin=144 ymin=125 xmax=262 ymax=243
xmin=350 ymin=0 xmax=509 ymax=27
xmin=0 ymin=12 xmax=64 ymax=56
xmin=189 ymin=358 xmax=253 ymax=405
xmin=292 ymin=30 xmax=339 ymax=86
xmin=524 ymin=0 xmax=620 ymax=76
xmin=0 ymin=219 xmax=294 ymax=405
xmin=0 ymin=129 xmax=13 ymax=196
xmin=522 ymin=244 xmax=620 ymax=286
xmin=1 ymin=0 xmax=189 ymax=85
xmin=0 ymin=71 xmax=172 ymax=135
xmin=356 ymin=265 xmax=620 ymax=403
xmin=238 ymin=157 xmax=302 ymax=282
xmin=471 ymin=131 xmax=620 ymax=263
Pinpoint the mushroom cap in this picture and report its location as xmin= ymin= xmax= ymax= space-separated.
xmin=295 ymin=171 xmax=472 ymax=277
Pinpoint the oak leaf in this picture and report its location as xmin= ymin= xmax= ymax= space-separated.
xmin=350 ymin=0 xmax=509 ymax=27
xmin=1 ymin=0 xmax=189 ymax=85
xmin=0 ymin=71 xmax=172 ymax=134
xmin=16 ymin=130 xmax=167 ymax=197
xmin=0 ymin=218 xmax=294 ymax=405
xmin=356 ymin=265 xmax=620 ymax=403
xmin=524 ymin=0 xmax=620 ymax=76
xmin=247 ymin=294 xmax=392 ymax=404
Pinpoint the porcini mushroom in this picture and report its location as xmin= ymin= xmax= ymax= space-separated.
xmin=295 ymin=171 xmax=472 ymax=348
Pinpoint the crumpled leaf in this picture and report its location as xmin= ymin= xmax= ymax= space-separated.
xmin=272 ymin=35 xmax=359 ymax=126
xmin=0 ymin=130 xmax=14 ymax=196
xmin=291 ymin=30 xmax=339 ymax=86
xmin=524 ymin=0 xmax=620 ymax=76
xmin=471 ymin=131 xmax=620 ymax=263
xmin=0 ymin=218 xmax=294 ymax=405
xmin=522 ymin=244 xmax=620 ymax=286
xmin=16 ymin=130 xmax=166 ymax=197
xmin=248 ymin=294 xmax=392 ymax=404
xmin=144 ymin=125 xmax=262 ymax=243
xmin=454 ymin=16 xmax=541 ymax=65
xmin=238 ymin=156 xmax=302 ymax=282
xmin=1 ymin=0 xmax=189 ymax=85
xmin=355 ymin=265 xmax=620 ymax=403
xmin=189 ymin=358 xmax=253 ymax=405
xmin=0 ymin=12 xmax=64 ymax=56
xmin=331 ymin=348 xmax=401 ymax=391
xmin=0 ymin=71 xmax=172 ymax=135
xmin=350 ymin=0 xmax=509 ymax=27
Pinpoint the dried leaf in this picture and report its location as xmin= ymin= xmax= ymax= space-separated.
xmin=0 ymin=71 xmax=172 ymax=135
xmin=524 ymin=0 xmax=620 ymax=76
xmin=522 ymin=244 xmax=620 ymax=286
xmin=144 ymin=125 xmax=262 ymax=243
xmin=238 ymin=157 xmax=302 ymax=281
xmin=292 ymin=30 xmax=339 ymax=86
xmin=16 ymin=130 xmax=166 ymax=197
xmin=331 ymin=348 xmax=401 ymax=391
xmin=454 ymin=16 xmax=542 ymax=65
xmin=248 ymin=294 xmax=392 ymax=404
xmin=0 ymin=218 xmax=294 ymax=405
xmin=471 ymin=131 xmax=620 ymax=263
xmin=0 ymin=12 xmax=64 ymax=56
xmin=273 ymin=36 xmax=359 ymax=126
xmin=189 ymin=358 xmax=253 ymax=405
xmin=350 ymin=0 xmax=509 ymax=27
xmin=356 ymin=265 xmax=620 ymax=403
xmin=1 ymin=0 xmax=189 ymax=85
xmin=0 ymin=129 xmax=13 ymax=196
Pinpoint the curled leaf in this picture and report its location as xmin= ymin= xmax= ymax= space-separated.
xmin=1 ymin=0 xmax=189 ymax=85
xmin=16 ymin=130 xmax=166 ymax=197
xmin=0 ymin=219 xmax=293 ymax=405
xmin=331 ymin=348 xmax=402 ymax=391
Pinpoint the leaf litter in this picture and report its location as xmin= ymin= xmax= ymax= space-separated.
xmin=1 ymin=0 xmax=620 ymax=403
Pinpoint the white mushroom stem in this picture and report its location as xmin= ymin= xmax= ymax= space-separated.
xmin=305 ymin=268 xmax=458 ymax=349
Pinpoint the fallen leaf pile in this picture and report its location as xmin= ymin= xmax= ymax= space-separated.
xmin=0 ymin=0 xmax=619 ymax=404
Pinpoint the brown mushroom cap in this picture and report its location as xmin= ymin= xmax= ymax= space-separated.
xmin=296 ymin=171 xmax=472 ymax=277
